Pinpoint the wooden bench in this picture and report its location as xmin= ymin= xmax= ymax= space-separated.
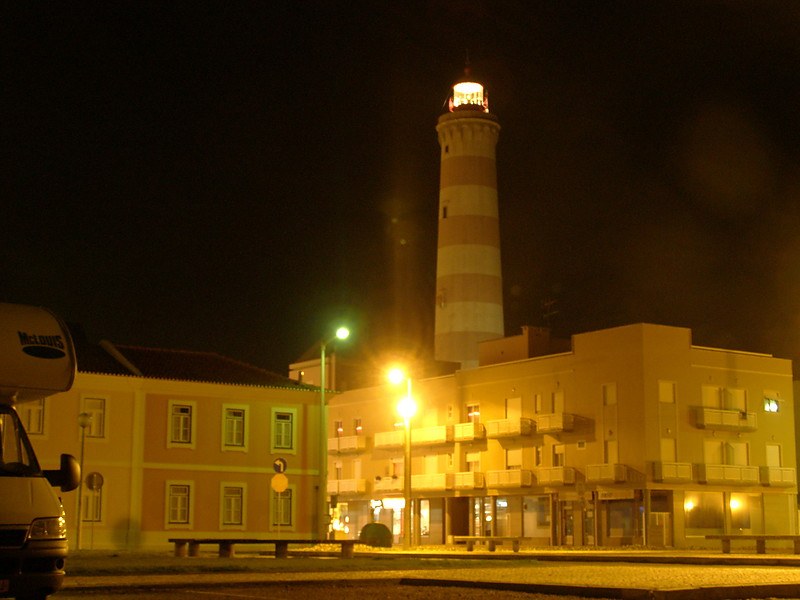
xmin=168 ymin=538 xmax=358 ymax=559
xmin=706 ymin=534 xmax=800 ymax=554
xmin=452 ymin=535 xmax=521 ymax=552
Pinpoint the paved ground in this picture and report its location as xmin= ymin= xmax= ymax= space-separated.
xmin=61 ymin=548 xmax=800 ymax=599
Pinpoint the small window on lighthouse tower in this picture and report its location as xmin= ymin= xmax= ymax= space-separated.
xmin=452 ymin=81 xmax=488 ymax=112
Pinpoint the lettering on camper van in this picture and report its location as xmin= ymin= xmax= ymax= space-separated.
xmin=17 ymin=331 xmax=66 ymax=359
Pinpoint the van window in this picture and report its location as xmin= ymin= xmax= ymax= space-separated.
xmin=0 ymin=404 xmax=40 ymax=475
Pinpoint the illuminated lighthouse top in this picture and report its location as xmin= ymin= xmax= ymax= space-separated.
xmin=450 ymin=80 xmax=489 ymax=113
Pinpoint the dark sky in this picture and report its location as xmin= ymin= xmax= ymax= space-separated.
xmin=4 ymin=1 xmax=800 ymax=375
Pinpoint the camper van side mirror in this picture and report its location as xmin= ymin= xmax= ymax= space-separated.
xmin=43 ymin=454 xmax=80 ymax=492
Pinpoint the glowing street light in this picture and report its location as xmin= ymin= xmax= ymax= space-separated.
xmin=388 ymin=367 xmax=416 ymax=549
xmin=317 ymin=326 xmax=350 ymax=540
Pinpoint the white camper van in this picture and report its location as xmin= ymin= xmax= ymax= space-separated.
xmin=0 ymin=303 xmax=80 ymax=600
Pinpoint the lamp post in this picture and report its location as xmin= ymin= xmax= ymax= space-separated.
xmin=388 ymin=368 xmax=416 ymax=550
xmin=75 ymin=412 xmax=92 ymax=550
xmin=317 ymin=326 xmax=349 ymax=540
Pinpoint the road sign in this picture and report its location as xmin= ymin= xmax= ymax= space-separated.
xmin=271 ymin=473 xmax=288 ymax=493
xmin=273 ymin=457 xmax=287 ymax=473
xmin=85 ymin=472 xmax=104 ymax=491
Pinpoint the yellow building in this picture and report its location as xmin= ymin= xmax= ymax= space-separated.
xmin=327 ymin=323 xmax=797 ymax=549
xmin=21 ymin=339 xmax=323 ymax=550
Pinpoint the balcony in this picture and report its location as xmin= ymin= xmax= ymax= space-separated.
xmin=534 ymin=413 xmax=575 ymax=434
xmin=697 ymin=463 xmax=759 ymax=485
xmin=586 ymin=463 xmax=628 ymax=483
xmin=535 ymin=466 xmax=576 ymax=485
xmin=485 ymin=469 xmax=533 ymax=488
xmin=373 ymin=430 xmax=404 ymax=449
xmin=759 ymin=466 xmax=797 ymax=487
xmin=327 ymin=435 xmax=366 ymax=454
xmin=412 ymin=472 xmax=453 ymax=491
xmin=695 ymin=407 xmax=757 ymax=432
xmin=453 ymin=471 xmax=485 ymax=490
xmin=653 ymin=461 xmax=693 ymax=482
xmin=454 ymin=421 xmax=486 ymax=442
xmin=373 ymin=476 xmax=403 ymax=492
xmin=485 ymin=418 xmax=534 ymax=439
xmin=328 ymin=478 xmax=367 ymax=496
xmin=412 ymin=425 xmax=453 ymax=447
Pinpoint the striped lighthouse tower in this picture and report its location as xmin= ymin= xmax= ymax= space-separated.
xmin=434 ymin=71 xmax=504 ymax=369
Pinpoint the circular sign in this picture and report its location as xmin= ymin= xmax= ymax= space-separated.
xmin=273 ymin=457 xmax=287 ymax=474
xmin=85 ymin=472 xmax=104 ymax=491
xmin=271 ymin=473 xmax=288 ymax=493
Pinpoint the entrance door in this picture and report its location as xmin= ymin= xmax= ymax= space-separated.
xmin=560 ymin=501 xmax=574 ymax=545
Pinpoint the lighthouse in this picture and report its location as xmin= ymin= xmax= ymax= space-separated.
xmin=434 ymin=71 xmax=504 ymax=369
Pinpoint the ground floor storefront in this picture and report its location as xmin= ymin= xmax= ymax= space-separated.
xmin=330 ymin=487 xmax=797 ymax=549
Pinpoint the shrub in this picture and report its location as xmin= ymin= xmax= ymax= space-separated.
xmin=359 ymin=522 xmax=392 ymax=548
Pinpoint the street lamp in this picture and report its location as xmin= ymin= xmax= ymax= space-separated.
xmin=388 ymin=367 xmax=416 ymax=549
xmin=75 ymin=412 xmax=92 ymax=550
xmin=317 ymin=326 xmax=350 ymax=540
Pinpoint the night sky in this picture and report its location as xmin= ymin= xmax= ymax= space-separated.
xmin=5 ymin=2 xmax=800 ymax=375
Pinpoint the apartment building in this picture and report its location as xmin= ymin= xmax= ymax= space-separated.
xmin=22 ymin=338 xmax=322 ymax=550
xmin=327 ymin=323 xmax=797 ymax=548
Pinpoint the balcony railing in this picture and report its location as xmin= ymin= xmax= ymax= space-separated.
xmin=454 ymin=421 xmax=486 ymax=442
xmin=373 ymin=476 xmax=403 ymax=492
xmin=485 ymin=469 xmax=533 ymax=488
xmin=695 ymin=407 xmax=757 ymax=432
xmin=327 ymin=435 xmax=367 ymax=454
xmin=453 ymin=471 xmax=485 ymax=490
xmin=411 ymin=472 xmax=453 ymax=491
xmin=586 ymin=463 xmax=628 ymax=483
xmin=412 ymin=425 xmax=453 ymax=447
xmin=697 ymin=463 xmax=759 ymax=484
xmin=373 ymin=430 xmax=404 ymax=449
xmin=328 ymin=478 xmax=367 ymax=495
xmin=485 ymin=418 xmax=534 ymax=439
xmin=653 ymin=461 xmax=693 ymax=482
xmin=534 ymin=413 xmax=574 ymax=434
xmin=759 ymin=466 xmax=796 ymax=487
xmin=535 ymin=466 xmax=576 ymax=485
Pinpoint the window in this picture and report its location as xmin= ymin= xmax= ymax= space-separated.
xmin=273 ymin=411 xmax=294 ymax=450
xmin=272 ymin=488 xmax=293 ymax=527
xmin=466 ymin=451 xmax=480 ymax=472
xmin=18 ymin=399 xmax=45 ymax=435
xmin=221 ymin=485 xmax=244 ymax=527
xmin=534 ymin=445 xmax=543 ymax=466
xmin=82 ymin=486 xmax=103 ymax=523
xmin=658 ymin=381 xmax=676 ymax=404
xmin=169 ymin=401 xmax=196 ymax=448
xmin=467 ymin=404 xmax=480 ymax=423
xmin=223 ymin=406 xmax=247 ymax=449
xmin=553 ymin=444 xmax=565 ymax=467
xmin=334 ymin=420 xmax=344 ymax=437
xmin=602 ymin=384 xmax=617 ymax=406
xmin=764 ymin=390 xmax=781 ymax=413
xmin=353 ymin=418 xmax=362 ymax=435
xmin=506 ymin=448 xmax=522 ymax=470
xmin=82 ymin=396 xmax=106 ymax=438
xmin=167 ymin=482 xmax=192 ymax=525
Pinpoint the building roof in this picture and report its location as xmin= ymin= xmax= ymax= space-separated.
xmin=71 ymin=328 xmax=313 ymax=390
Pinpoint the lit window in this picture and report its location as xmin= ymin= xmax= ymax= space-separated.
xmin=334 ymin=420 xmax=344 ymax=437
xmin=354 ymin=418 xmax=362 ymax=435
xmin=764 ymin=394 xmax=780 ymax=413
xmin=467 ymin=404 xmax=480 ymax=423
